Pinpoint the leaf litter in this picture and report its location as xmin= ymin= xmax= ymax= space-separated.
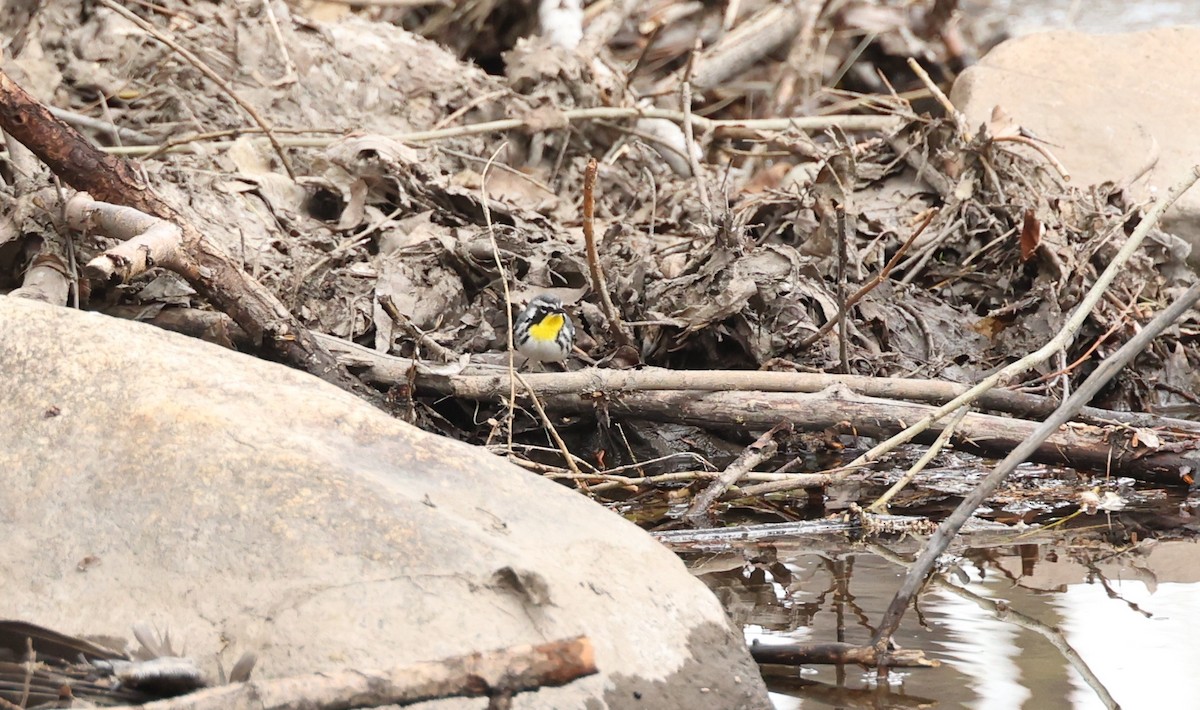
xmin=4 ymin=0 xmax=1200 ymax=534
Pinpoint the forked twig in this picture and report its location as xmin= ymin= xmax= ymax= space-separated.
xmin=377 ymin=294 xmax=458 ymax=363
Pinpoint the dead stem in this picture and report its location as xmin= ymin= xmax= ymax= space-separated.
xmin=906 ymin=57 xmax=966 ymax=137
xmin=680 ymin=39 xmax=711 ymax=217
xmin=479 ymin=142 xmax=519 ymax=453
xmin=582 ymin=158 xmax=636 ymax=351
xmin=799 ymin=209 xmax=936 ymax=349
xmin=992 ymin=134 xmax=1071 ymax=181
xmin=103 ymin=109 xmax=904 ymax=157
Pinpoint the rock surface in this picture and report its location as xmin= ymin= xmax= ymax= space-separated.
xmin=951 ymin=27 xmax=1200 ymax=256
xmin=0 ymin=296 xmax=769 ymax=709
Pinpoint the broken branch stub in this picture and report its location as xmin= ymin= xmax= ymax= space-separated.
xmin=106 ymin=635 xmax=596 ymax=710
xmin=67 ymin=193 xmax=186 ymax=283
xmin=0 ymin=68 xmax=374 ymax=401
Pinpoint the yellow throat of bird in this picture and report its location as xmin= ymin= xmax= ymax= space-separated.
xmin=529 ymin=313 xmax=565 ymax=341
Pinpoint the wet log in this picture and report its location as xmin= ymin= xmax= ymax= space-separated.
xmin=751 ymin=641 xmax=937 ymax=669
xmin=538 ymin=388 xmax=1199 ymax=485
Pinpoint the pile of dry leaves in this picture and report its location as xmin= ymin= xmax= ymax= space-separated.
xmin=3 ymin=0 xmax=1198 ymax=521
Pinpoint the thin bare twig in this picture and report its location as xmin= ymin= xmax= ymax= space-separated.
xmin=98 ymin=0 xmax=296 ymax=178
xmin=907 ymin=57 xmax=965 ymax=137
xmin=103 ymin=108 xmax=904 ymax=157
xmin=481 ymin=145 xmax=581 ymax=476
xmin=683 ymin=422 xmax=792 ymax=525
xmin=799 ymin=209 xmax=937 ymax=349
xmin=871 ymin=182 xmax=1200 ymax=657
xmin=479 ymin=143 xmax=518 ymax=453
xmin=47 ymin=105 xmax=157 ymax=145
xmin=582 ymin=158 xmax=635 ymax=351
xmin=681 ymin=39 xmax=711 ymax=217
xmin=992 ymin=134 xmax=1071 ymax=181
xmin=259 ymin=0 xmax=298 ymax=82
xmin=512 ymin=371 xmax=583 ymax=478
xmin=835 ymin=203 xmax=849 ymax=372
xmin=867 ymin=405 xmax=969 ymax=512
xmin=378 ymin=294 xmax=459 ymax=363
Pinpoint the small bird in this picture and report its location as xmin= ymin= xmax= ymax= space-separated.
xmin=514 ymin=294 xmax=575 ymax=364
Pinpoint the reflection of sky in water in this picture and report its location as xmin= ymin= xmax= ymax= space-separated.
xmin=1057 ymin=581 xmax=1200 ymax=709
xmin=969 ymin=0 xmax=1200 ymax=35
xmin=930 ymin=585 xmax=1030 ymax=710
xmin=930 ymin=570 xmax=1200 ymax=709
xmin=725 ymin=543 xmax=1200 ymax=709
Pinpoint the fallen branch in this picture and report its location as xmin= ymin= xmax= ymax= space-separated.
xmin=108 ymin=636 xmax=596 ymax=710
xmin=751 ymin=641 xmax=937 ymax=669
xmin=4 ymin=130 xmax=71 ymax=306
xmin=684 ymin=422 xmax=791 ymax=525
xmin=657 ymin=2 xmax=807 ymax=95
xmin=312 ymin=334 xmax=1200 ymax=483
xmin=0 ymin=67 xmax=375 ymax=402
xmin=66 ymin=192 xmax=186 ymax=282
xmin=314 ymin=340 xmax=1200 ymax=432
xmin=871 ymin=243 xmax=1200 ymax=661
xmin=653 ymin=515 xmax=942 ymax=548
xmin=547 ymin=388 xmax=1200 ymax=487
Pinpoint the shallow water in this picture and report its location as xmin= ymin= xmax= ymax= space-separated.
xmin=669 ymin=3 xmax=1200 ymax=707
xmin=677 ymin=529 xmax=1200 ymax=709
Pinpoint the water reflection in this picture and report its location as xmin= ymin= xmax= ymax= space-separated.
xmin=679 ymin=538 xmax=1200 ymax=709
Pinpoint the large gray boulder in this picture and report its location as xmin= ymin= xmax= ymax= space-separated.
xmin=951 ymin=27 xmax=1200 ymax=256
xmin=0 ymin=296 xmax=769 ymax=709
